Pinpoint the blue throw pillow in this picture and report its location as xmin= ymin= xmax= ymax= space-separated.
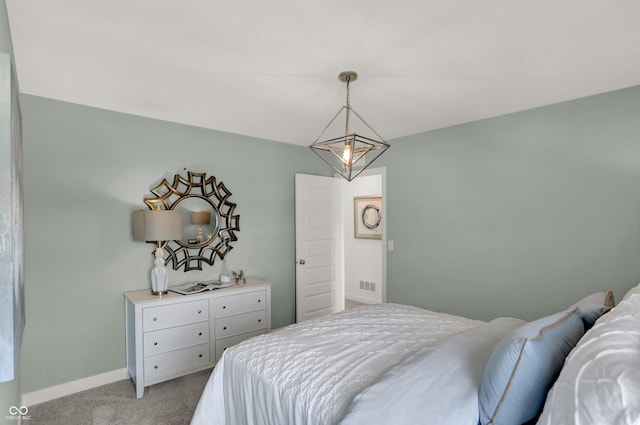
xmin=478 ymin=309 xmax=585 ymax=425
xmin=569 ymin=291 xmax=614 ymax=329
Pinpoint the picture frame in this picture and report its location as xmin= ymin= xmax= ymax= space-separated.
xmin=354 ymin=195 xmax=382 ymax=239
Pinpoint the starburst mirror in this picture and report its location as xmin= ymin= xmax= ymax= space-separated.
xmin=141 ymin=171 xmax=240 ymax=271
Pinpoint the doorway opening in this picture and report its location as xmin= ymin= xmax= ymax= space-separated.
xmin=294 ymin=167 xmax=387 ymax=322
xmin=340 ymin=167 xmax=386 ymax=310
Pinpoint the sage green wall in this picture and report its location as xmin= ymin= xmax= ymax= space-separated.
xmin=381 ymin=85 xmax=640 ymax=321
xmin=14 ymin=76 xmax=640 ymax=394
xmin=18 ymin=94 xmax=329 ymax=393
xmin=0 ymin=1 xmax=21 ymax=421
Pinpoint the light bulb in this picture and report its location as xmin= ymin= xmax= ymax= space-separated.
xmin=342 ymin=142 xmax=352 ymax=164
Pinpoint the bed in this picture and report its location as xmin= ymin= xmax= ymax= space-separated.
xmin=191 ymin=285 xmax=640 ymax=425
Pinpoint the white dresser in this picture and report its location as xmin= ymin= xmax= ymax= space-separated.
xmin=124 ymin=278 xmax=271 ymax=398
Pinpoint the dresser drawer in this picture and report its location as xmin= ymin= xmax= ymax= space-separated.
xmin=215 ymin=329 xmax=267 ymax=361
xmin=215 ymin=309 xmax=267 ymax=339
xmin=144 ymin=343 xmax=210 ymax=382
xmin=213 ymin=290 xmax=266 ymax=318
xmin=143 ymin=299 xmax=208 ymax=332
xmin=143 ymin=322 xmax=209 ymax=356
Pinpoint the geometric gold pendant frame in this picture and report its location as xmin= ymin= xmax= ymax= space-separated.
xmin=309 ymin=71 xmax=390 ymax=182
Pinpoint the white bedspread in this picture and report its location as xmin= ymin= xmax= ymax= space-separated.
xmin=340 ymin=317 xmax=525 ymax=425
xmin=190 ymin=303 xmax=486 ymax=425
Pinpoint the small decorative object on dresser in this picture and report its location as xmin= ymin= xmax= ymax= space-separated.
xmin=232 ymin=270 xmax=246 ymax=284
xmin=169 ymin=280 xmax=231 ymax=295
xmin=124 ymin=277 xmax=271 ymax=398
xmin=219 ymin=258 xmax=232 ymax=283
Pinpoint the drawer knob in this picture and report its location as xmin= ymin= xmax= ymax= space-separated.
xmin=222 ymin=305 xmax=226 ymax=309
xmin=258 ymin=299 xmax=261 ymax=303
xmin=258 ymin=319 xmax=261 ymax=323
xmin=154 ymin=365 xmax=158 ymax=369
xmin=153 ymin=317 xmax=158 ymax=322
xmin=223 ymin=326 xmax=227 ymax=330
xmin=198 ymin=309 xmax=202 ymax=314
xmin=198 ymin=354 xmax=203 ymax=358
xmin=153 ymin=341 xmax=158 ymax=346
xmin=198 ymin=332 xmax=202 ymax=336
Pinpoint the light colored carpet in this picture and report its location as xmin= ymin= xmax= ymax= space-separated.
xmin=25 ymin=368 xmax=212 ymax=425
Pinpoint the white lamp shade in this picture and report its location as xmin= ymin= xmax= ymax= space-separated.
xmin=133 ymin=210 xmax=183 ymax=242
xmin=191 ymin=211 xmax=211 ymax=225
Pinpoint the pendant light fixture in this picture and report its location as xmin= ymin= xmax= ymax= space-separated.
xmin=309 ymin=71 xmax=390 ymax=182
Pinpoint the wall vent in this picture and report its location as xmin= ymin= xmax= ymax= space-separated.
xmin=359 ymin=280 xmax=376 ymax=292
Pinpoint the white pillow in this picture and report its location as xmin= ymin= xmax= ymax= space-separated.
xmin=537 ymin=293 xmax=640 ymax=425
xmin=622 ymin=282 xmax=640 ymax=302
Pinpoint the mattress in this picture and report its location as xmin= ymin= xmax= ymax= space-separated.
xmin=191 ymin=303 xmax=488 ymax=425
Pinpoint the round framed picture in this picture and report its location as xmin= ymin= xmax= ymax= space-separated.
xmin=354 ymin=195 xmax=382 ymax=239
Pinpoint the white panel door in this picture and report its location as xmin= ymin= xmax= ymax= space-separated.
xmin=295 ymin=173 xmax=342 ymax=322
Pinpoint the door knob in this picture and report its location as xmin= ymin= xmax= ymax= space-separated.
xmin=298 ymin=259 xmax=306 ymax=265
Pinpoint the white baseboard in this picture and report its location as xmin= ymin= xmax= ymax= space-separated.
xmin=345 ymin=294 xmax=378 ymax=304
xmin=21 ymin=368 xmax=128 ymax=407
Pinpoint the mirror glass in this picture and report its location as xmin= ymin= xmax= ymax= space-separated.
xmin=142 ymin=171 xmax=239 ymax=271
xmin=173 ymin=197 xmax=219 ymax=246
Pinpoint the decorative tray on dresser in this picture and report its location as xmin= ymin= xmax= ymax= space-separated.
xmin=124 ymin=277 xmax=271 ymax=398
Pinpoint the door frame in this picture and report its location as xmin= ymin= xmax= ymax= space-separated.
xmin=294 ymin=167 xmax=388 ymax=322
xmin=338 ymin=166 xmax=387 ymax=304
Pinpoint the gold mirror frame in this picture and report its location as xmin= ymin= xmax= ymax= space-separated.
xmin=142 ymin=171 xmax=240 ymax=271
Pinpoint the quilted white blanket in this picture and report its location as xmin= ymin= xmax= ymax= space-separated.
xmin=191 ymin=303 xmax=495 ymax=425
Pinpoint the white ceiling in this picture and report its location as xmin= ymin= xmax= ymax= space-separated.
xmin=5 ymin=1 xmax=640 ymax=146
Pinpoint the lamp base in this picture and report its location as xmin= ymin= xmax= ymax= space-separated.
xmin=151 ymin=247 xmax=169 ymax=296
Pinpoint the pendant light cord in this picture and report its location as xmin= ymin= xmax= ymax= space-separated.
xmin=344 ymin=74 xmax=351 ymax=135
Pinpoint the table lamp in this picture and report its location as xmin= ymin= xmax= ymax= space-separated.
xmin=133 ymin=209 xmax=183 ymax=295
